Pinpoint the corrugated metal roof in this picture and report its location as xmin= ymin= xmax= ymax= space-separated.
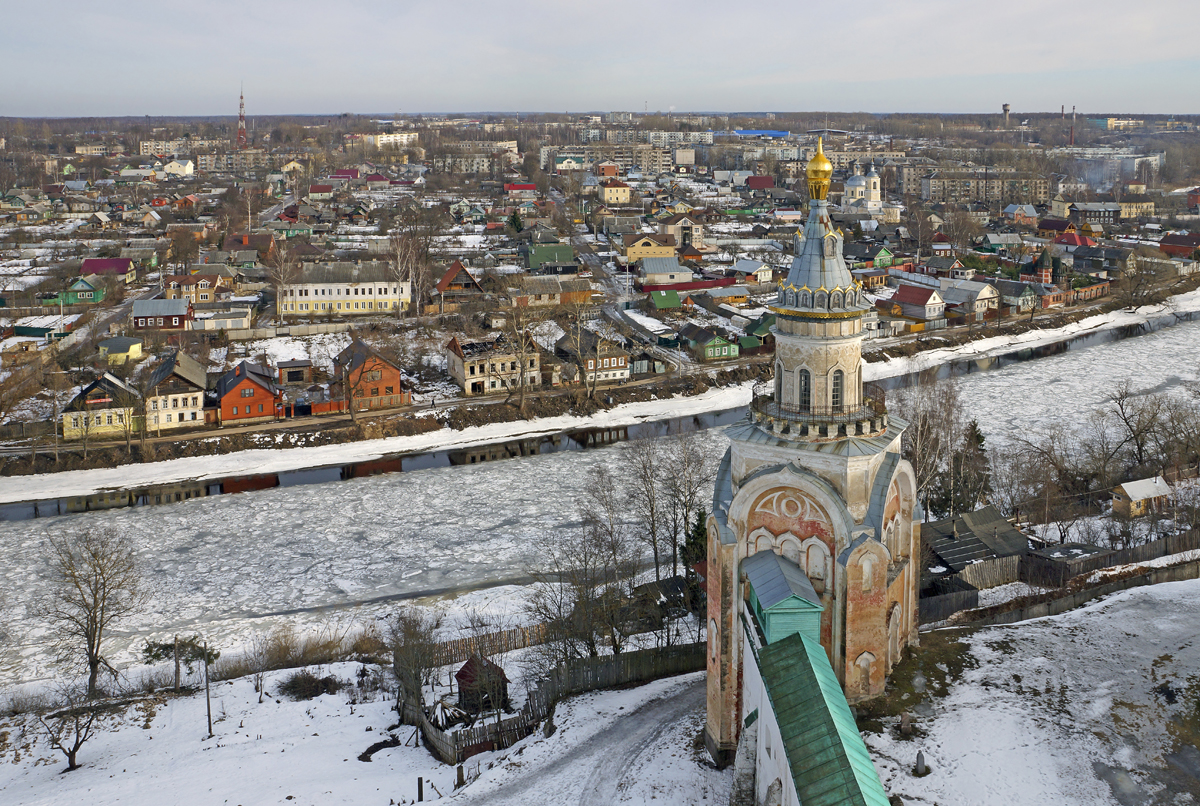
xmin=742 ymin=550 xmax=821 ymax=609
xmin=758 ymin=632 xmax=891 ymax=806
xmin=132 ymin=299 xmax=189 ymax=317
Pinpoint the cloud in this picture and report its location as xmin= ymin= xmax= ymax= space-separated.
xmin=1 ymin=0 xmax=1197 ymax=115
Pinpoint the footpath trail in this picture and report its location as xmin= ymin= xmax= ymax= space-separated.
xmin=453 ymin=677 xmax=707 ymax=805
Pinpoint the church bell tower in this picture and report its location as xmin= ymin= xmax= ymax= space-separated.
xmin=704 ymin=139 xmax=921 ymax=765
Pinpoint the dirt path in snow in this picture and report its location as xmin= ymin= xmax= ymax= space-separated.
xmin=453 ymin=677 xmax=706 ymax=805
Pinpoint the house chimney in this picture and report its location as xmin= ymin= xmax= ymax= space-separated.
xmin=242 ymin=234 xmax=249 ymax=246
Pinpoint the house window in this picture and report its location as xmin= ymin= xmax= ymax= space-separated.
xmin=172 ymin=398 xmax=179 ymax=408
xmin=71 ymin=416 xmax=80 ymax=428
xmin=191 ymin=412 xmax=197 ymax=420
xmin=232 ymin=406 xmax=238 ymax=415
xmin=157 ymin=318 xmax=163 ymax=326
xmin=258 ymin=404 xmax=263 ymax=413
xmin=166 ymin=413 xmax=172 ymax=423
xmin=106 ymin=414 xmax=113 ymax=425
xmin=241 ymin=388 xmax=253 ymax=398
xmin=832 ymin=369 xmax=844 ymax=413
xmin=469 ymin=365 xmax=476 ymax=376
xmin=385 ymin=386 xmax=393 ymax=395
xmin=151 ymin=400 xmax=158 ymax=410
xmin=200 ymin=294 xmax=209 ymax=301
xmin=191 ymin=396 xmax=198 ymax=407
xmin=371 ymin=388 xmax=379 ymax=397
xmin=798 ymin=369 xmax=811 ymax=411
xmin=95 ymin=415 xmax=102 ymax=426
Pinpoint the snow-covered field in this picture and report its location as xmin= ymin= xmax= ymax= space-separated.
xmin=0 ymin=664 xmax=721 ymax=806
xmin=869 ymin=578 xmax=1200 ymax=805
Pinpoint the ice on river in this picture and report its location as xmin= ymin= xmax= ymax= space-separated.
xmin=3 ymin=317 xmax=1200 ymax=691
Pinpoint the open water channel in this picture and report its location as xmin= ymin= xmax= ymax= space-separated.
xmin=1 ymin=315 xmax=1198 ymax=689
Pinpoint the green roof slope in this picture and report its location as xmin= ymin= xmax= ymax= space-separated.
xmin=757 ymin=632 xmax=890 ymax=806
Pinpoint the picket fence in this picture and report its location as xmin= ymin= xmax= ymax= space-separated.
xmin=401 ymin=642 xmax=706 ymax=764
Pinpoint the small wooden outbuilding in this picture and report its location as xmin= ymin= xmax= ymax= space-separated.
xmin=1112 ymin=476 xmax=1171 ymax=519
xmin=455 ymin=655 xmax=509 ymax=714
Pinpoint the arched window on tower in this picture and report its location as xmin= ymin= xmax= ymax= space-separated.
xmin=798 ymin=369 xmax=811 ymax=412
xmin=831 ymin=369 xmax=844 ymax=413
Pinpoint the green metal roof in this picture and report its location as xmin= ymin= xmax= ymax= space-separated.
xmin=650 ymin=289 xmax=681 ymax=309
xmin=757 ymin=633 xmax=891 ymax=806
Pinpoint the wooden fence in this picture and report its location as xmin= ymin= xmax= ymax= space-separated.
xmin=953 ymin=558 xmax=1200 ymax=628
xmin=401 ymin=642 xmax=706 ymax=764
xmin=1019 ymin=531 xmax=1200 ymax=589
xmin=428 ymin=623 xmax=551 ymax=669
xmin=957 ymin=555 xmax=1021 ymax=590
xmin=919 ymin=588 xmax=979 ymax=625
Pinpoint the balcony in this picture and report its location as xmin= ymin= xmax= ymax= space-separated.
xmin=749 ymin=382 xmax=888 ymax=440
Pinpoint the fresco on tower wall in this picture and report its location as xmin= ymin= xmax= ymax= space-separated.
xmin=745 ymin=486 xmax=837 ymax=650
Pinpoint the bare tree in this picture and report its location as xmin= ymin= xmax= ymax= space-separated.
xmin=267 ymin=245 xmax=303 ymax=320
xmin=558 ymin=297 xmax=601 ymax=398
xmin=498 ymin=296 xmax=552 ymax=416
xmin=390 ymin=605 xmax=445 ymax=707
xmin=624 ymin=437 xmax=667 ymax=582
xmin=890 ymin=377 xmax=966 ymax=520
xmin=43 ymin=528 xmax=146 ymax=698
xmin=38 ymin=686 xmax=115 ymax=771
xmin=661 ymin=431 xmax=716 ymax=578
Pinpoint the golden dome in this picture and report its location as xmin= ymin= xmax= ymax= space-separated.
xmin=807 ymin=136 xmax=833 ymax=201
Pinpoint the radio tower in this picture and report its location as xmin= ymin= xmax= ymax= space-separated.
xmin=236 ymin=84 xmax=248 ymax=150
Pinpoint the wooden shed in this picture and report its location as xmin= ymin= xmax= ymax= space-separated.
xmin=455 ymin=655 xmax=509 ymax=714
xmin=1112 ymin=476 xmax=1171 ymax=519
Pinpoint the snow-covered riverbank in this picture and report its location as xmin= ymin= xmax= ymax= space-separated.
xmin=6 ymin=285 xmax=1200 ymax=507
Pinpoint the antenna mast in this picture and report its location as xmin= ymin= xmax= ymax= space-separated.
xmin=237 ymin=83 xmax=248 ymax=150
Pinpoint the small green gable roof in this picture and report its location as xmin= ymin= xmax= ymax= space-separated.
xmin=738 ymin=335 xmax=761 ymax=350
xmin=758 ymin=633 xmax=891 ymax=806
xmin=650 ymin=289 xmax=681 ymax=310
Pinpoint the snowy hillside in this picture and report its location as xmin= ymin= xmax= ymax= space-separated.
xmin=0 ymin=666 xmax=724 ymax=806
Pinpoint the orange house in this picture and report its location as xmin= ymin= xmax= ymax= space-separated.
xmin=215 ymin=361 xmax=283 ymax=425
xmin=333 ymin=341 xmax=410 ymax=411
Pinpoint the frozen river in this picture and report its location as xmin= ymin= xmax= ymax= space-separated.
xmin=3 ymin=318 xmax=1199 ymax=690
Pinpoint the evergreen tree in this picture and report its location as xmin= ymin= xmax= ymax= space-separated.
xmin=928 ymin=420 xmax=992 ymax=519
xmin=508 ymin=211 xmax=523 ymax=232
xmin=682 ymin=507 xmax=708 ymax=570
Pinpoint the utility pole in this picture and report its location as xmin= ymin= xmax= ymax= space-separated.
xmin=204 ymin=639 xmax=213 ymax=738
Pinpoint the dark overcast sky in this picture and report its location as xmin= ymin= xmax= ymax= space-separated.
xmin=3 ymin=0 xmax=1198 ymax=117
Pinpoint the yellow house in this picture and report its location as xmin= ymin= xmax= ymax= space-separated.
xmin=600 ymin=179 xmax=632 ymax=206
xmin=98 ymin=335 xmax=144 ymax=365
xmin=623 ymin=233 xmax=677 ymax=261
xmin=61 ymin=372 xmax=143 ymax=440
xmin=1112 ymin=476 xmax=1170 ymax=519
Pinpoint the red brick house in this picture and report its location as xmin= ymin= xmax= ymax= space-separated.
xmin=332 ymin=341 xmax=410 ymax=412
xmin=1187 ymin=188 xmax=1200 ymax=209
xmin=215 ymin=361 xmax=283 ymax=424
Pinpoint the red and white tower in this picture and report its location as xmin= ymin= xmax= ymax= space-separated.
xmin=236 ymin=85 xmax=248 ymax=150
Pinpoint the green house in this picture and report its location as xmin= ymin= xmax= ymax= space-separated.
xmin=743 ymin=549 xmax=823 ymax=645
xmin=701 ymin=333 xmax=738 ymax=361
xmin=41 ymin=276 xmax=106 ymax=307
